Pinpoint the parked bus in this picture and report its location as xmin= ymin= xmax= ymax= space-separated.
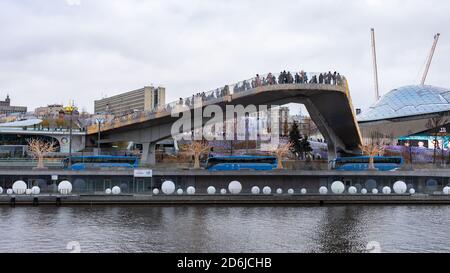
xmin=206 ymin=155 xmax=278 ymax=171
xmin=330 ymin=156 xmax=404 ymax=171
xmin=62 ymin=155 xmax=139 ymax=171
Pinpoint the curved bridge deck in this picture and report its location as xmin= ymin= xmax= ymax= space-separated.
xmin=87 ymin=72 xmax=362 ymax=163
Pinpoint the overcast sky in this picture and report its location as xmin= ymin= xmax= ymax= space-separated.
xmin=0 ymin=0 xmax=449 ymax=113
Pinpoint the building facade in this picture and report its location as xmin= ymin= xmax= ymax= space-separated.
xmin=35 ymin=104 xmax=65 ymax=118
xmin=94 ymin=86 xmax=166 ymax=116
xmin=0 ymin=95 xmax=27 ymax=116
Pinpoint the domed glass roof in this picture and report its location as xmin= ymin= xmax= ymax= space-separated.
xmin=357 ymin=85 xmax=450 ymax=122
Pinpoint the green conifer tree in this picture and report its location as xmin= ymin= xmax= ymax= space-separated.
xmin=289 ymin=121 xmax=302 ymax=159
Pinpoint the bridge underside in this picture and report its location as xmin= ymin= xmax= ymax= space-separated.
xmin=89 ymin=84 xmax=362 ymax=165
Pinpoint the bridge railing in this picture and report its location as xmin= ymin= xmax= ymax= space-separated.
xmin=162 ymin=71 xmax=346 ymax=110
xmin=87 ymin=71 xmax=347 ymax=132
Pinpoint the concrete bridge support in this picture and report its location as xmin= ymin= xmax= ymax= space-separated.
xmin=141 ymin=142 xmax=157 ymax=165
xmin=303 ymin=98 xmax=342 ymax=165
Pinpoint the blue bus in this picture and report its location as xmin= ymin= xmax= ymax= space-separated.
xmin=62 ymin=156 xmax=139 ymax=171
xmin=331 ymin=156 xmax=404 ymax=171
xmin=206 ymin=155 xmax=278 ymax=171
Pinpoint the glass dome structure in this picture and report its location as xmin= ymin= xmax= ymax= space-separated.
xmin=357 ymin=85 xmax=450 ymax=122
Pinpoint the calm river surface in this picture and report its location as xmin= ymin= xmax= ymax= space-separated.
xmin=0 ymin=205 xmax=449 ymax=253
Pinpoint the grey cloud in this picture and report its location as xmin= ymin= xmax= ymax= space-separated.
xmin=0 ymin=0 xmax=449 ymax=113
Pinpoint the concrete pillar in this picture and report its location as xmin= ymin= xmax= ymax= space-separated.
xmin=141 ymin=142 xmax=157 ymax=165
xmin=327 ymin=141 xmax=337 ymax=170
xmin=303 ymin=99 xmax=338 ymax=170
xmin=81 ymin=135 xmax=86 ymax=150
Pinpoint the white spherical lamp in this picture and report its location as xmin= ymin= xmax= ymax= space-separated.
xmin=31 ymin=186 xmax=40 ymax=195
xmin=263 ymin=186 xmax=272 ymax=195
xmin=220 ymin=189 xmax=227 ymax=195
xmin=251 ymin=186 xmax=260 ymax=195
xmin=361 ymin=188 xmax=368 ymax=195
xmin=372 ymin=188 xmax=379 ymax=194
xmin=58 ymin=180 xmax=72 ymax=195
xmin=393 ymin=181 xmax=407 ymax=194
xmin=443 ymin=186 xmax=450 ymax=195
xmin=153 ymin=188 xmax=160 ymax=195
xmin=301 ymin=188 xmax=307 ymax=194
xmin=319 ymin=186 xmax=328 ymax=195
xmin=177 ymin=189 xmax=184 ymax=195
xmin=186 ymin=186 xmax=196 ymax=195
xmin=7 ymin=189 xmax=13 ymax=195
xmin=105 ymin=188 xmax=112 ymax=195
xmin=0 ymin=187 xmax=3 ymax=194
xmin=276 ymin=188 xmax=283 ymax=194
xmin=288 ymin=189 xmax=294 ymax=195
xmin=382 ymin=186 xmax=391 ymax=194
xmin=161 ymin=181 xmax=176 ymax=195
xmin=348 ymin=186 xmax=357 ymax=195
xmin=409 ymin=188 xmax=416 ymax=194
xmin=13 ymin=180 xmax=27 ymax=195
xmin=207 ymin=186 xmax=216 ymax=195
xmin=228 ymin=181 xmax=242 ymax=194
xmin=331 ymin=181 xmax=345 ymax=194
xmin=112 ymin=186 xmax=121 ymax=195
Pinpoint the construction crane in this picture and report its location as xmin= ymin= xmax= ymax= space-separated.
xmin=421 ymin=33 xmax=440 ymax=85
xmin=371 ymin=28 xmax=380 ymax=102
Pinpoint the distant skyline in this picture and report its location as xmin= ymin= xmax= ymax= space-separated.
xmin=0 ymin=0 xmax=449 ymax=113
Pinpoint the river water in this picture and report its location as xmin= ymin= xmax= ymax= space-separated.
xmin=0 ymin=205 xmax=449 ymax=253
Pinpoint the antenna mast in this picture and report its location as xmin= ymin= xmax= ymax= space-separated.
xmin=421 ymin=33 xmax=440 ymax=85
xmin=371 ymin=28 xmax=380 ymax=101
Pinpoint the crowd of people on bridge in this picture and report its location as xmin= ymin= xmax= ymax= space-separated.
xmin=232 ymin=70 xmax=344 ymax=93
xmin=174 ymin=84 xmax=232 ymax=109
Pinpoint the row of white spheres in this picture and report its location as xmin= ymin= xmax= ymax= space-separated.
xmin=155 ymin=180 xmax=416 ymax=196
xmin=158 ymin=181 xmax=198 ymax=195
xmin=159 ymin=181 xmax=244 ymax=195
xmin=104 ymin=186 xmax=121 ymax=195
xmin=325 ymin=181 xmax=413 ymax=195
xmin=0 ymin=184 xmax=41 ymax=195
xmin=8 ymin=181 xmax=75 ymax=195
xmin=15 ymin=181 xmax=72 ymax=195
xmin=250 ymin=186 xmax=301 ymax=195
xmin=1 ymin=180 xmax=75 ymax=195
xmin=329 ymin=181 xmax=360 ymax=195
xmin=158 ymin=180 xmax=309 ymax=195
xmin=1 ymin=181 xmax=41 ymax=195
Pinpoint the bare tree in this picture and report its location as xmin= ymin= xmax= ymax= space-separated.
xmin=272 ymin=142 xmax=293 ymax=170
xmin=401 ymin=142 xmax=413 ymax=169
xmin=425 ymin=113 xmax=448 ymax=164
xmin=27 ymin=138 xmax=57 ymax=169
xmin=184 ymin=140 xmax=211 ymax=169
xmin=359 ymin=131 xmax=392 ymax=170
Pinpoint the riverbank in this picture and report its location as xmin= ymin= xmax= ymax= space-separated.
xmin=2 ymin=193 xmax=450 ymax=206
xmin=2 ymin=169 xmax=450 ymax=205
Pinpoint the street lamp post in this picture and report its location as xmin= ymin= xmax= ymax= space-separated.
xmin=96 ymin=118 xmax=104 ymax=155
xmin=405 ymin=141 xmax=413 ymax=170
xmin=245 ymin=113 xmax=249 ymax=154
xmin=69 ymin=112 xmax=73 ymax=167
xmin=64 ymin=104 xmax=77 ymax=168
xmin=440 ymin=127 xmax=447 ymax=166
